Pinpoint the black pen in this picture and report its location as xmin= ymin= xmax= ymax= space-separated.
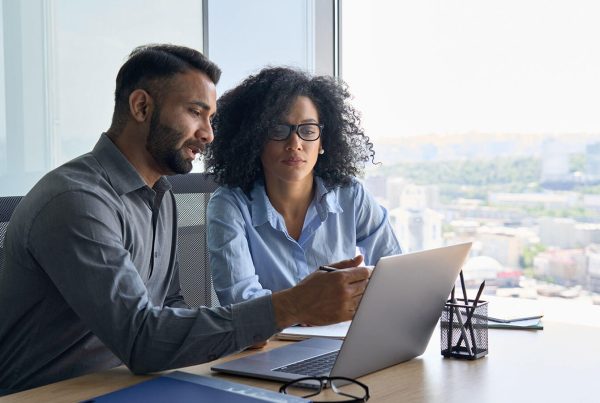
xmin=458 ymin=269 xmax=473 ymax=355
xmin=459 ymin=270 xmax=468 ymax=305
xmin=468 ymin=280 xmax=486 ymax=354
xmin=318 ymin=266 xmax=337 ymax=272
xmin=450 ymin=294 xmax=473 ymax=356
xmin=457 ymin=280 xmax=486 ymax=355
xmin=487 ymin=315 xmax=543 ymax=324
xmin=471 ymin=280 xmax=486 ymax=309
xmin=448 ymin=286 xmax=455 ymax=353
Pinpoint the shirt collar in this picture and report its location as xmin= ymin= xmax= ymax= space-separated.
xmin=249 ymin=176 xmax=343 ymax=228
xmin=250 ymin=181 xmax=276 ymax=228
xmin=313 ymin=176 xmax=343 ymax=220
xmin=92 ymin=133 xmax=171 ymax=195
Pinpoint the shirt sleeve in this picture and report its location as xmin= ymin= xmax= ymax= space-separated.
xmin=164 ymin=260 xmax=188 ymax=308
xmin=27 ymin=190 xmax=277 ymax=374
xmin=207 ymin=189 xmax=270 ymax=305
xmin=352 ymin=181 xmax=402 ymax=265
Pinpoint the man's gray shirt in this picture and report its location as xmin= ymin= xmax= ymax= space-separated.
xmin=0 ymin=134 xmax=277 ymax=394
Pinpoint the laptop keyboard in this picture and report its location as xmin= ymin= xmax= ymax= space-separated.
xmin=273 ymin=350 xmax=339 ymax=377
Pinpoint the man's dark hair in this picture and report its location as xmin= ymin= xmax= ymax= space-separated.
xmin=110 ymin=44 xmax=221 ymax=131
xmin=205 ymin=66 xmax=375 ymax=194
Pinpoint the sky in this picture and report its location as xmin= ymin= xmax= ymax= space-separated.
xmin=341 ymin=0 xmax=600 ymax=139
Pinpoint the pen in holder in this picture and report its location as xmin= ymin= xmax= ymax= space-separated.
xmin=441 ymin=278 xmax=488 ymax=360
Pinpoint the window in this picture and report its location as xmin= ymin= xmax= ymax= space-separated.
xmin=206 ymin=0 xmax=334 ymax=92
xmin=0 ymin=0 xmax=333 ymax=195
xmin=0 ymin=0 xmax=204 ymax=196
xmin=342 ymin=0 xmax=600 ymax=302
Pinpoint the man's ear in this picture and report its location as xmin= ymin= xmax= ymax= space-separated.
xmin=129 ymin=89 xmax=153 ymax=122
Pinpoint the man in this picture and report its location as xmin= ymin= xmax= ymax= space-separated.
xmin=0 ymin=44 xmax=369 ymax=395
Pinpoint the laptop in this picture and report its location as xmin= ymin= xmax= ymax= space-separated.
xmin=212 ymin=242 xmax=472 ymax=383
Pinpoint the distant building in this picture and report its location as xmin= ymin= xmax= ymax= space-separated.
xmin=496 ymin=270 xmax=521 ymax=288
xmin=399 ymin=184 xmax=439 ymax=210
xmin=390 ymin=207 xmax=443 ymax=253
xmin=587 ymin=244 xmax=600 ymax=293
xmin=583 ymin=194 xmax=600 ymax=211
xmin=443 ymin=220 xmax=480 ymax=246
xmin=538 ymin=217 xmax=577 ymax=248
xmin=574 ymin=223 xmax=600 ymax=248
xmin=443 ymin=200 xmax=525 ymax=225
xmin=462 ymin=256 xmax=503 ymax=287
xmin=537 ymin=218 xmax=600 ymax=249
xmin=540 ymin=138 xmax=571 ymax=186
xmin=385 ymin=177 xmax=407 ymax=209
xmin=533 ymin=248 xmax=587 ymax=286
xmin=585 ymin=142 xmax=600 ymax=184
xmin=476 ymin=226 xmax=535 ymax=268
xmin=488 ymin=192 xmax=579 ymax=210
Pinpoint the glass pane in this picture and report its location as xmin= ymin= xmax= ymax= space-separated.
xmin=0 ymin=2 xmax=6 ymax=177
xmin=208 ymin=0 xmax=315 ymax=93
xmin=342 ymin=0 xmax=600 ymax=298
xmin=0 ymin=0 xmax=203 ymax=196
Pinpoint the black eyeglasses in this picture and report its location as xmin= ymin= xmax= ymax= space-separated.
xmin=279 ymin=376 xmax=369 ymax=402
xmin=267 ymin=123 xmax=324 ymax=141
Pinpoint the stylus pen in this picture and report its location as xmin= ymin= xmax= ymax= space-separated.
xmin=318 ymin=266 xmax=337 ymax=272
xmin=487 ymin=315 xmax=543 ymax=323
xmin=451 ymin=297 xmax=473 ymax=356
xmin=448 ymin=286 xmax=455 ymax=353
xmin=457 ymin=281 xmax=486 ymax=355
xmin=459 ymin=270 xmax=469 ymax=305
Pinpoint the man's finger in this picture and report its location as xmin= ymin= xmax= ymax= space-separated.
xmin=339 ymin=266 xmax=371 ymax=282
xmin=351 ymin=291 xmax=365 ymax=305
xmin=348 ymin=280 xmax=368 ymax=298
xmin=329 ymin=255 xmax=364 ymax=269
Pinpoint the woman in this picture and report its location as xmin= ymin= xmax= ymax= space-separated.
xmin=205 ymin=67 xmax=401 ymax=305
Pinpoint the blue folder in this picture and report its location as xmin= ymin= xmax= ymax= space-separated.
xmin=81 ymin=371 xmax=306 ymax=402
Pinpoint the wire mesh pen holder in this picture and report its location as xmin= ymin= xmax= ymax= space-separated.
xmin=441 ymin=299 xmax=488 ymax=360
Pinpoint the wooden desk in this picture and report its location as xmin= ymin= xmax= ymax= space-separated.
xmin=3 ymin=320 xmax=597 ymax=402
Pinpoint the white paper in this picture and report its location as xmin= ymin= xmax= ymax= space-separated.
xmin=277 ymin=321 xmax=351 ymax=341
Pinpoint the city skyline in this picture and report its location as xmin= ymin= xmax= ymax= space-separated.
xmin=365 ymin=131 xmax=600 ymax=166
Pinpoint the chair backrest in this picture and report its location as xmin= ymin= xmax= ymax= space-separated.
xmin=167 ymin=173 xmax=219 ymax=307
xmin=0 ymin=196 xmax=23 ymax=276
xmin=0 ymin=178 xmax=219 ymax=308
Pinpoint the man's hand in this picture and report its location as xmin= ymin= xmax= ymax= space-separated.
xmin=271 ymin=256 xmax=370 ymax=329
xmin=245 ymin=340 xmax=268 ymax=350
xmin=326 ymin=255 xmax=364 ymax=270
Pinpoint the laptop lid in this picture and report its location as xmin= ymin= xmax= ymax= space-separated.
xmin=331 ymin=242 xmax=471 ymax=379
xmin=211 ymin=242 xmax=471 ymax=382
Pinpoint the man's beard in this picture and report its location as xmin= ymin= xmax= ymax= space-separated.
xmin=146 ymin=107 xmax=200 ymax=175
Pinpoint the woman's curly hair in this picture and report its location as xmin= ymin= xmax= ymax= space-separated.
xmin=205 ymin=66 xmax=375 ymax=194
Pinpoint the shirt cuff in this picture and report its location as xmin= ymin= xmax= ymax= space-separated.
xmin=231 ymin=295 xmax=278 ymax=347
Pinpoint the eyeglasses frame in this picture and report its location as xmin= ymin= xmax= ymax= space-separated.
xmin=267 ymin=123 xmax=324 ymax=142
xmin=279 ymin=375 xmax=370 ymax=402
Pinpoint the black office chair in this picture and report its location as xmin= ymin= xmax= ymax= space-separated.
xmin=168 ymin=173 xmax=220 ymax=307
xmin=0 ymin=196 xmax=23 ymax=276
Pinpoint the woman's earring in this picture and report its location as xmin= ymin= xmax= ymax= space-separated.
xmin=319 ymin=148 xmax=325 ymax=155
